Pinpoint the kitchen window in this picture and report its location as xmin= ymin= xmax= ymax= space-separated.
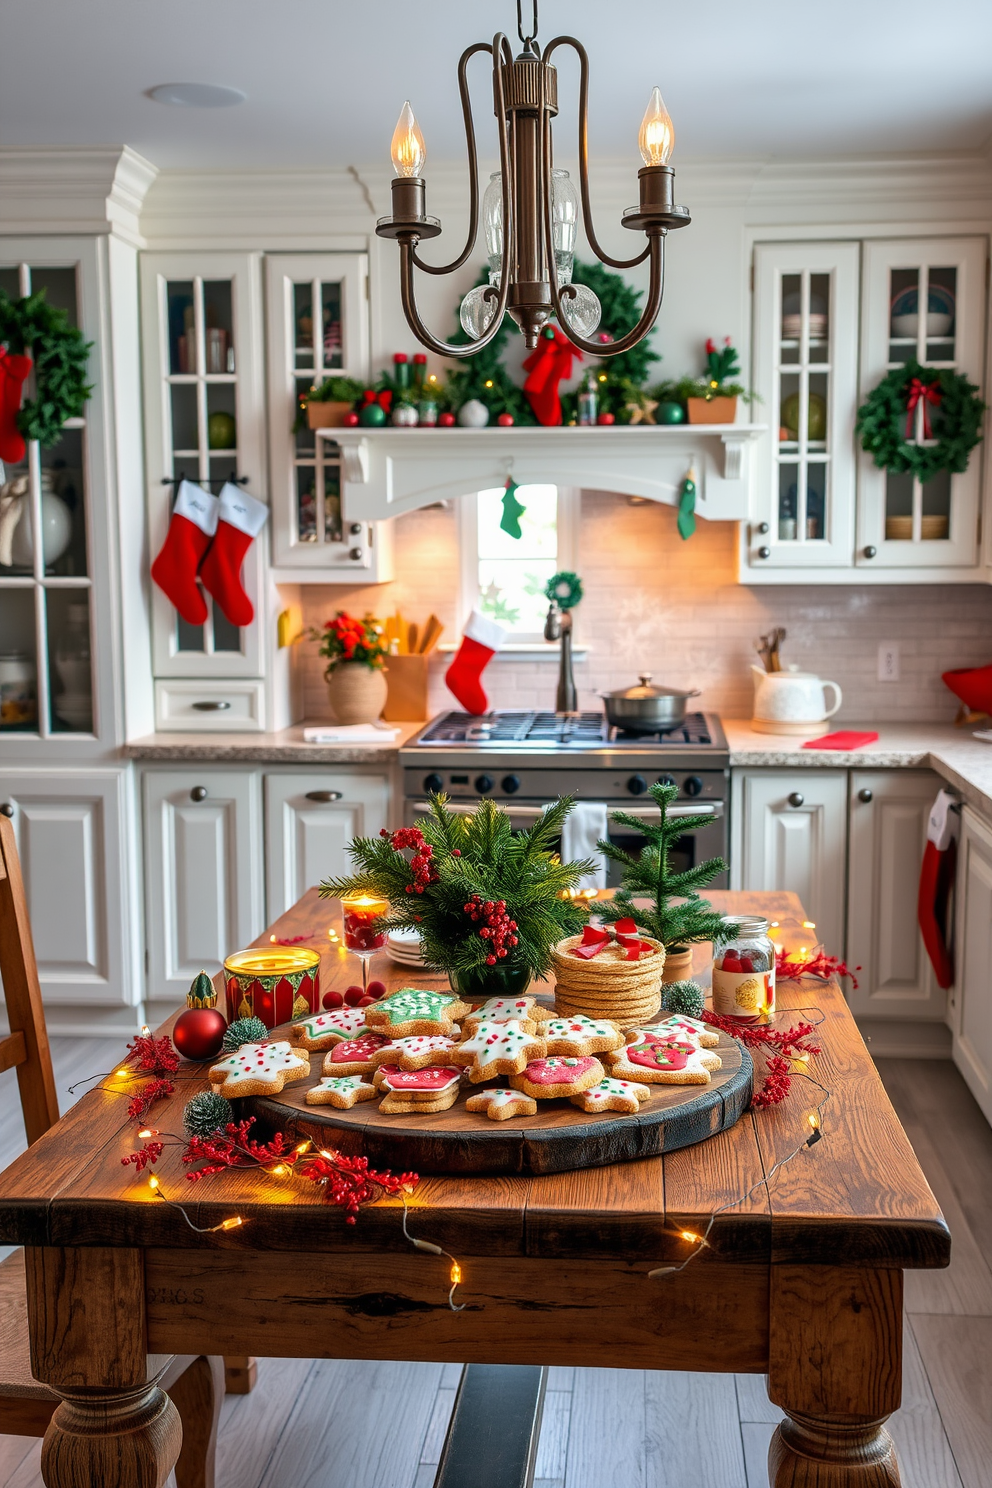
xmin=458 ymin=485 xmax=579 ymax=645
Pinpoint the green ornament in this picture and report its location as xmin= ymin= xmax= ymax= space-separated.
xmin=182 ymin=1091 xmax=232 ymax=1138
xmin=661 ymin=979 xmax=706 ymax=1018
xmin=657 ymin=401 xmax=685 ymax=425
xmin=544 ymin=570 xmax=583 ymax=611
xmin=221 ymin=1016 xmax=268 ymax=1051
xmin=677 ymin=470 xmax=697 ymax=542
xmin=500 ymin=477 xmax=527 ymax=539
xmin=359 ymin=402 xmax=387 ymax=427
xmin=187 ymin=971 xmax=217 ymax=1009
xmin=207 ymin=410 xmax=237 ymax=449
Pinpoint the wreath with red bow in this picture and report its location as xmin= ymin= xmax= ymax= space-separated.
xmin=855 ymin=359 xmax=985 ymax=483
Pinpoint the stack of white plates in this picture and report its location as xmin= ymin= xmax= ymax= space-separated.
xmin=386 ymin=927 xmax=428 ymax=968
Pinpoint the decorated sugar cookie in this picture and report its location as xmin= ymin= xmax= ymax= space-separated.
xmin=608 ymin=1037 xmax=712 ymax=1086
xmin=462 ymin=995 xmax=553 ymax=1031
xmin=465 ymin=1088 xmax=538 ymax=1122
xmin=364 ymin=988 xmax=470 ymax=1038
xmin=290 ymin=1007 xmax=371 ymax=1051
xmin=619 ymin=1023 xmax=722 ymax=1071
xmin=306 ymin=1074 xmax=377 ymax=1108
xmin=450 ymin=1019 xmax=547 ymax=1082
xmin=570 ymin=1076 xmax=652 ymax=1114
xmin=321 ymin=1033 xmax=394 ymax=1075
xmin=510 ymin=1055 xmax=605 ymax=1099
xmin=642 ymin=1014 xmax=720 ymax=1049
xmin=367 ymin=1034 xmax=459 ymax=1071
xmin=376 ymin=1064 xmax=463 ymax=1114
xmin=208 ymin=1041 xmax=310 ymax=1098
xmin=541 ymin=1015 xmax=625 ymax=1057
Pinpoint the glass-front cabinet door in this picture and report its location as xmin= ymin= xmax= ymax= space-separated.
xmin=858 ymin=236 xmax=986 ymax=570
xmin=265 ymin=253 xmax=389 ymax=579
xmin=751 ymin=242 xmax=860 ymax=570
xmin=140 ymin=252 xmax=266 ymax=677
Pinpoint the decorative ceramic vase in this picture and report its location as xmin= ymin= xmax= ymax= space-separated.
xmin=326 ymin=662 xmax=388 ymax=725
xmin=9 ymin=485 xmax=73 ymax=568
xmin=307 ymin=400 xmax=355 ymax=430
xmin=223 ymin=946 xmax=321 ymax=1029
xmin=551 ymin=934 xmax=665 ymax=1024
xmin=449 ymin=963 xmax=532 ymax=1004
xmin=660 ymin=946 xmax=694 ymax=984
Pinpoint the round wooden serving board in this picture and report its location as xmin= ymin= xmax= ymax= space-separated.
xmin=248 ymin=1031 xmax=752 ymax=1177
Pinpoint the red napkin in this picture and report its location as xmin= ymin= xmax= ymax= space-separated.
xmin=801 ymin=730 xmax=879 ymax=751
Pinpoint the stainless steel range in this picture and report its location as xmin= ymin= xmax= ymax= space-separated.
xmin=400 ymin=710 xmax=729 ymax=886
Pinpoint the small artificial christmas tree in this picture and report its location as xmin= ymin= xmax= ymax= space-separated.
xmin=597 ymin=781 xmax=728 ymax=950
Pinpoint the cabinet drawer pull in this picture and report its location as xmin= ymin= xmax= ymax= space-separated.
xmin=191 ymin=700 xmax=232 ymax=711
xmin=787 ymin=791 xmax=805 ymax=808
xmin=0 ymin=803 xmax=14 ymax=818
xmin=858 ymin=787 xmax=873 ymax=803
xmin=305 ymin=790 xmax=344 ymax=803
xmin=757 ymin=546 xmax=771 ymax=560
xmin=190 ymin=786 xmax=208 ymax=802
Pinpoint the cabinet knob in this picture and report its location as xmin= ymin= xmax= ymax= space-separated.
xmin=0 ymin=803 xmax=14 ymax=818
xmin=787 ymin=791 xmax=805 ymax=808
xmin=864 ymin=545 xmax=877 ymax=559
xmin=349 ymin=522 xmax=363 ymax=536
xmin=349 ymin=547 xmax=364 ymax=561
xmin=858 ymin=787 xmax=873 ymax=803
xmin=304 ymin=790 xmax=344 ymax=803
xmin=757 ymin=546 xmax=771 ymax=560
xmin=756 ymin=521 xmax=770 ymax=535
xmin=191 ymin=700 xmax=231 ymax=712
xmin=190 ymin=786 xmax=208 ymax=802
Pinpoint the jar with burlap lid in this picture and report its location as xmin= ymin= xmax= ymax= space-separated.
xmin=551 ymin=934 xmax=666 ymax=1024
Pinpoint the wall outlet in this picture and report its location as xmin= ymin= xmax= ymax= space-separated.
xmin=878 ymin=643 xmax=901 ymax=682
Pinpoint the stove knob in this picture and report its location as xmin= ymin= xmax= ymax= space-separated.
xmin=656 ymin=774 xmax=677 ymax=790
xmin=684 ymin=775 xmax=704 ymax=797
xmin=423 ymin=773 xmax=444 ymax=794
xmin=475 ymin=774 xmax=495 ymax=794
xmin=501 ymin=774 xmax=521 ymax=795
xmin=627 ymin=774 xmax=648 ymax=796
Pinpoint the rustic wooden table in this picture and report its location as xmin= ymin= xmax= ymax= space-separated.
xmin=0 ymin=890 xmax=949 ymax=1488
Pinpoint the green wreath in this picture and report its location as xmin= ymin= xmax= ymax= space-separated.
xmin=855 ymin=359 xmax=985 ymax=483
xmin=545 ymin=571 xmax=583 ymax=611
xmin=0 ymin=290 xmax=93 ymax=448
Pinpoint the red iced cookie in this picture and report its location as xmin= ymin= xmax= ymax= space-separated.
xmin=625 ymin=1039 xmax=692 ymax=1072
xmin=329 ymin=1033 xmax=392 ymax=1065
xmin=377 ymin=1065 xmax=461 ymax=1093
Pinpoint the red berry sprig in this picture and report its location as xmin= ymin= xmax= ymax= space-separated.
xmin=300 ymin=1149 xmax=419 ymax=1224
xmin=462 ymin=894 xmax=519 ymax=966
xmin=380 ymin=826 xmax=438 ymax=894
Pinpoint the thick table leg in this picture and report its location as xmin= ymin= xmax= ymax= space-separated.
xmin=767 ymin=1265 xmax=903 ymax=1488
xmin=25 ymin=1247 xmax=182 ymax=1488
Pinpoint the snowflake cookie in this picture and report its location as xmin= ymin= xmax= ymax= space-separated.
xmin=364 ymin=988 xmax=470 ymax=1038
xmin=376 ymin=1065 xmax=463 ymax=1114
xmin=461 ymin=995 xmax=554 ymax=1031
xmin=290 ymin=1007 xmax=371 ymax=1051
xmin=321 ymin=1033 xmax=395 ymax=1075
xmin=366 ymin=1034 xmax=458 ymax=1071
xmin=541 ymin=1015 xmax=625 ymax=1057
xmin=305 ymin=1074 xmax=377 ymax=1108
xmin=570 ymin=1076 xmax=652 ymax=1114
xmin=509 ymin=1055 xmax=605 ymax=1099
xmin=608 ymin=1037 xmax=712 ymax=1085
xmin=208 ymin=1041 xmax=310 ymax=1098
xmin=450 ymin=1019 xmax=547 ymax=1082
xmin=464 ymin=1088 xmax=538 ymax=1122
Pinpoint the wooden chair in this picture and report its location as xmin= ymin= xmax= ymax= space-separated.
xmin=0 ymin=812 xmax=225 ymax=1487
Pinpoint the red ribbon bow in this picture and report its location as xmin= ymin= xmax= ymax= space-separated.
xmin=362 ymin=388 xmax=392 ymax=412
xmin=522 ymin=326 xmax=582 ymax=427
xmin=905 ymin=377 xmax=941 ymax=440
xmin=571 ymin=918 xmax=651 ymax=962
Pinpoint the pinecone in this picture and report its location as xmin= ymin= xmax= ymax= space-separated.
xmin=661 ymin=979 xmax=705 ymax=1018
xmin=222 ymin=1016 xmax=268 ymax=1051
xmin=182 ymin=1091 xmax=231 ymax=1138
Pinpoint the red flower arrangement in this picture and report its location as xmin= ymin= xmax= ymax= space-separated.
xmin=310 ymin=611 xmax=388 ymax=673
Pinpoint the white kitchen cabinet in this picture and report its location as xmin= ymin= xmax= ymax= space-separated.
xmin=264 ymin=771 xmax=389 ymax=920
xmin=951 ymin=806 xmax=992 ymax=1125
xmin=846 ymin=769 xmax=943 ymax=1020
xmin=731 ymin=769 xmax=848 ymax=955
xmin=857 ymin=236 xmax=986 ymax=571
xmin=142 ymin=768 xmax=264 ymax=1002
xmin=0 ymin=771 xmax=137 ymax=1007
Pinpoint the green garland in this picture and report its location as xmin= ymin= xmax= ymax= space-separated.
xmin=0 ymin=290 xmax=93 ymax=449
xmin=855 ymin=359 xmax=985 ymax=483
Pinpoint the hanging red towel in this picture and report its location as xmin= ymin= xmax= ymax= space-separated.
xmin=917 ymin=788 xmax=959 ymax=990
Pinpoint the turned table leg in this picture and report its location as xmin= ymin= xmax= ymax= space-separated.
xmin=767 ymin=1264 xmax=904 ymax=1488
xmin=25 ymin=1247 xmax=182 ymax=1488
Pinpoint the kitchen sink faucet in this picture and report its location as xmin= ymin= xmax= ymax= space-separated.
xmin=544 ymin=600 xmax=578 ymax=713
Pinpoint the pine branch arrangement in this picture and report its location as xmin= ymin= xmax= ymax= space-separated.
xmin=320 ymin=794 xmax=594 ymax=979
xmin=597 ymin=782 xmax=728 ymax=950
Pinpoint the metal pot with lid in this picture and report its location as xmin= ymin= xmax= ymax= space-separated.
xmin=602 ymin=674 xmax=700 ymax=733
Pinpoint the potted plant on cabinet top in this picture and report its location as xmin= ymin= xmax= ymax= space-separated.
xmin=300 ymin=375 xmax=365 ymax=430
xmin=320 ymin=795 xmax=594 ymax=1001
xmin=653 ymin=338 xmax=753 ymax=426
xmin=311 ymin=611 xmax=389 ymax=724
xmin=597 ymin=780 xmax=728 ymax=984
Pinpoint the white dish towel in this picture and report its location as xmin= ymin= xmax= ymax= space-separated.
xmin=302 ymin=724 xmax=400 ymax=743
xmin=560 ymin=802 xmax=610 ymax=892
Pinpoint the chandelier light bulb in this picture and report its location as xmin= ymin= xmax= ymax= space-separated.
xmin=391 ymin=101 xmax=426 ymax=178
xmin=639 ymin=86 xmax=675 ymax=167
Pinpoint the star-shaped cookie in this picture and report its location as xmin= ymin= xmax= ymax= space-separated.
xmin=464 ymin=1088 xmax=538 ymax=1122
xmin=364 ymin=988 xmax=469 ymax=1038
xmin=541 ymin=1015 xmax=625 ymax=1057
xmin=208 ymin=1041 xmax=310 ymax=1098
xmin=570 ymin=1076 xmax=652 ymax=1113
xmin=450 ymin=1019 xmax=547 ymax=1082
xmin=306 ymin=1074 xmax=377 ymax=1108
xmin=290 ymin=1007 xmax=372 ymax=1051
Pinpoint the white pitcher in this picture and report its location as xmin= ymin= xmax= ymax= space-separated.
xmin=751 ymin=664 xmax=842 ymax=735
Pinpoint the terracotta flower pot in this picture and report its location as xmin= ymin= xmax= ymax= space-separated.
xmin=307 ymin=400 xmax=355 ymax=430
xmin=660 ymin=946 xmax=694 ymax=984
xmin=686 ymin=396 xmax=738 ymax=425
xmin=326 ymin=662 xmax=388 ymax=725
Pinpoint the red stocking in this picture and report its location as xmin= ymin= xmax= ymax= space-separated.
xmin=0 ymin=348 xmax=33 ymax=465
xmin=522 ymin=326 xmax=582 ymax=426
xmin=150 ymin=480 xmax=219 ymax=625
xmin=444 ymin=610 xmax=506 ymax=716
xmin=200 ymin=482 xmax=268 ymax=627
xmin=917 ymin=788 xmax=959 ymax=990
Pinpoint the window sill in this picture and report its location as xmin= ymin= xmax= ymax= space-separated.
xmin=437 ymin=642 xmax=589 ymax=662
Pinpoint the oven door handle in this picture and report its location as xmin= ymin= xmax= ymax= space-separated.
xmin=617 ymin=802 xmax=724 ymax=821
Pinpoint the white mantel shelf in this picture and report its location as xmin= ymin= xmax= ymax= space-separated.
xmin=318 ymin=424 xmax=768 ymax=523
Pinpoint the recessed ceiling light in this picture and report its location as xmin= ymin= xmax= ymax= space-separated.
xmin=147 ymin=83 xmax=246 ymax=108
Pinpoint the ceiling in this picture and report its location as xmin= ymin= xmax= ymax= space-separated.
xmin=3 ymin=0 xmax=992 ymax=171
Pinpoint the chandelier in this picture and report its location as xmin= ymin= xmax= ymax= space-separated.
xmin=375 ymin=0 xmax=689 ymax=357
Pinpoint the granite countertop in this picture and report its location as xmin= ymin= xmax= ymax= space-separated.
xmin=724 ymin=720 xmax=992 ymax=818
xmin=123 ymin=720 xmax=423 ymax=764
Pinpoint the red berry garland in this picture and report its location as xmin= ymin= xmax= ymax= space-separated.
xmin=701 ymin=1012 xmax=820 ymax=1109
xmin=462 ymin=894 xmax=519 ymax=965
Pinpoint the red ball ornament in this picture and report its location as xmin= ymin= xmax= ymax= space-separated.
xmin=366 ymin=979 xmax=386 ymax=1000
xmin=596 ymin=412 xmax=616 ymax=425
xmin=344 ymin=984 xmax=366 ymax=1007
xmin=438 ymin=411 xmax=456 ymax=427
xmin=496 ymin=412 xmax=514 ymax=427
xmin=172 ymin=1007 xmax=227 ymax=1061
xmin=343 ymin=411 xmax=360 ymax=427
xmin=322 ymin=989 xmax=344 ymax=1009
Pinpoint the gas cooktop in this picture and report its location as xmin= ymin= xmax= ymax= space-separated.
xmin=413 ymin=710 xmax=726 ymax=752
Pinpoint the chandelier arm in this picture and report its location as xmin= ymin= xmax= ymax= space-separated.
xmin=542 ymin=35 xmax=651 ymax=272
xmin=409 ymin=42 xmax=491 ymax=277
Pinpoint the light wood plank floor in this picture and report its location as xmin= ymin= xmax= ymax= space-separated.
xmin=0 ymin=1046 xmax=989 ymax=1488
